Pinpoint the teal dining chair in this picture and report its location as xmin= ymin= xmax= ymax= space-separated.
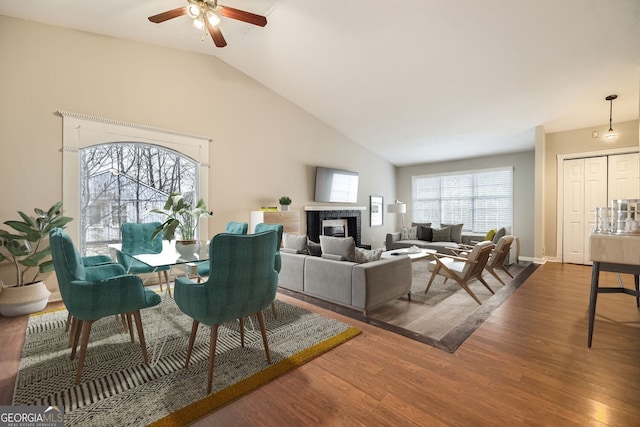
xmin=254 ymin=222 xmax=283 ymax=317
xmin=174 ymin=231 xmax=278 ymax=393
xmin=49 ymin=228 xmax=162 ymax=384
xmin=117 ymin=222 xmax=172 ymax=296
xmin=194 ymin=221 xmax=248 ymax=279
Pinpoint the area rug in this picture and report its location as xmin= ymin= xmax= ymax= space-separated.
xmin=280 ymin=261 xmax=537 ymax=353
xmin=13 ymin=299 xmax=361 ymax=426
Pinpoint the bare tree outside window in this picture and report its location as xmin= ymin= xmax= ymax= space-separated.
xmin=79 ymin=142 xmax=198 ymax=256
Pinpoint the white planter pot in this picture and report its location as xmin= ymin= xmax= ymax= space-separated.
xmin=175 ymin=240 xmax=201 ymax=261
xmin=0 ymin=281 xmax=51 ymax=317
xmin=280 ymin=205 xmax=289 ymax=211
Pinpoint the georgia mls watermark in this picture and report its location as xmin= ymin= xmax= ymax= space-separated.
xmin=0 ymin=406 xmax=64 ymax=427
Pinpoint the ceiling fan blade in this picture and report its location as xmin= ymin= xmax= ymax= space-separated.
xmin=218 ymin=6 xmax=267 ymax=27
xmin=148 ymin=7 xmax=187 ymax=23
xmin=206 ymin=20 xmax=227 ymax=48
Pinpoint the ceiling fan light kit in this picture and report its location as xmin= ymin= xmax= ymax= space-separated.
xmin=148 ymin=0 xmax=267 ymax=48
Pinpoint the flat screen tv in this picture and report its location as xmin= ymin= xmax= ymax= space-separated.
xmin=314 ymin=167 xmax=359 ymax=203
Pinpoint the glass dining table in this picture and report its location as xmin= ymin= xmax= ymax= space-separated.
xmin=108 ymin=240 xmax=209 ymax=366
xmin=108 ymin=240 xmax=209 ymax=287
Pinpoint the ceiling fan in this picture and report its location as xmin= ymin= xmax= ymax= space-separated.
xmin=148 ymin=0 xmax=267 ymax=48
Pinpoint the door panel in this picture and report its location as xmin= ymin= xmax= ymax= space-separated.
xmin=608 ymin=153 xmax=640 ymax=200
xmin=583 ymin=157 xmax=608 ymax=264
xmin=563 ymin=159 xmax=585 ymax=264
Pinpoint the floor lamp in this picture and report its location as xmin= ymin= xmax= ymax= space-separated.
xmin=387 ymin=200 xmax=407 ymax=227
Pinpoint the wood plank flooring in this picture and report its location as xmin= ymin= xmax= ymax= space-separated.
xmin=2 ymin=262 xmax=639 ymax=426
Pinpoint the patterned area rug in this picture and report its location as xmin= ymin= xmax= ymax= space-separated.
xmin=13 ymin=298 xmax=360 ymax=426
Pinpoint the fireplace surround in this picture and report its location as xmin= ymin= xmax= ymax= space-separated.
xmin=305 ymin=206 xmax=365 ymax=247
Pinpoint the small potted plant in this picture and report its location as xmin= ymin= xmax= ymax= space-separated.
xmin=0 ymin=201 xmax=73 ymax=317
xmin=279 ymin=196 xmax=292 ymax=211
xmin=151 ymin=192 xmax=212 ymax=258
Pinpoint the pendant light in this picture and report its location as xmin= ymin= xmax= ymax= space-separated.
xmin=603 ymin=94 xmax=618 ymax=142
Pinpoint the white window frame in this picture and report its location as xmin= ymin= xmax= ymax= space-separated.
xmin=411 ymin=166 xmax=513 ymax=233
xmin=59 ymin=111 xmax=211 ymax=248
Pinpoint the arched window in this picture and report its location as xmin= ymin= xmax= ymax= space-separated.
xmin=80 ymin=143 xmax=198 ymax=255
xmin=59 ymin=111 xmax=210 ymax=256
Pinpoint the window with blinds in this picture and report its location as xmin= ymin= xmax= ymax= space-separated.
xmin=412 ymin=167 xmax=513 ymax=233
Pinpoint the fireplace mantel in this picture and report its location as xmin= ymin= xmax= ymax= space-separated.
xmin=304 ymin=205 xmax=366 ymax=211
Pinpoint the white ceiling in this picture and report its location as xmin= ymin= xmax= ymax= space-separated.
xmin=1 ymin=0 xmax=639 ymax=166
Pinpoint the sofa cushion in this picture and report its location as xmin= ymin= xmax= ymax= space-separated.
xmin=355 ymin=247 xmax=384 ymax=263
xmin=319 ymin=236 xmax=356 ymax=262
xmin=400 ymin=226 xmax=418 ymax=240
xmin=432 ymin=226 xmax=452 ymax=242
xmin=441 ymin=223 xmax=463 ymax=243
xmin=283 ymin=233 xmax=308 ymax=254
xmin=417 ymin=225 xmax=433 ymax=241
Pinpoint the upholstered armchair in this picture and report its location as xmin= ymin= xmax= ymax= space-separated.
xmin=49 ymin=228 xmax=162 ymax=384
xmin=195 ymin=221 xmax=249 ymax=279
xmin=117 ymin=222 xmax=171 ymax=296
xmin=254 ymin=222 xmax=283 ymax=316
xmin=174 ymin=231 xmax=278 ymax=393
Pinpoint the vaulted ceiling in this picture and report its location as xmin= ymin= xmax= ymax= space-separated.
xmin=1 ymin=0 xmax=639 ymax=166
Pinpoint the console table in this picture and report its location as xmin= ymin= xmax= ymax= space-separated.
xmin=588 ymin=232 xmax=640 ymax=347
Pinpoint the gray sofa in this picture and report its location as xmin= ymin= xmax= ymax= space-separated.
xmin=386 ymin=225 xmax=518 ymax=264
xmin=278 ymin=251 xmax=412 ymax=316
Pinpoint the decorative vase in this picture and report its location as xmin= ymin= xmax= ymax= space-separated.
xmin=0 ymin=281 xmax=51 ymax=317
xmin=280 ymin=205 xmax=289 ymax=211
xmin=175 ymin=240 xmax=201 ymax=261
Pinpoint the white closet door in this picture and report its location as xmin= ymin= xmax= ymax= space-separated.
xmin=563 ymin=157 xmax=608 ymax=264
xmin=563 ymin=159 xmax=586 ymax=264
xmin=583 ymin=157 xmax=608 ymax=264
xmin=608 ymin=153 xmax=640 ymax=200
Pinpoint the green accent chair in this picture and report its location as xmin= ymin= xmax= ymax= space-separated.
xmin=174 ymin=231 xmax=278 ymax=393
xmin=49 ymin=228 xmax=161 ymax=385
xmin=194 ymin=221 xmax=249 ymax=279
xmin=117 ymin=222 xmax=172 ymax=296
xmin=254 ymin=222 xmax=284 ymax=317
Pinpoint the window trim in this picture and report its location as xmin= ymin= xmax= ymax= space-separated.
xmin=59 ymin=111 xmax=211 ymax=246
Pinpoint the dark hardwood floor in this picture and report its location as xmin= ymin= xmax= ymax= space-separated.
xmin=2 ymin=262 xmax=639 ymax=426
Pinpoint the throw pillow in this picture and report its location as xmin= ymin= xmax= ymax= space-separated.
xmin=432 ymin=226 xmax=452 ymax=242
xmin=355 ymin=247 xmax=384 ymax=263
xmin=484 ymin=229 xmax=497 ymax=242
xmin=417 ymin=225 xmax=433 ymax=242
xmin=283 ymin=233 xmax=308 ymax=254
xmin=319 ymin=236 xmax=356 ymax=262
xmin=307 ymin=239 xmax=322 ymax=257
xmin=441 ymin=223 xmax=463 ymax=243
xmin=412 ymin=222 xmax=431 ymax=228
xmin=400 ymin=226 xmax=418 ymax=240
xmin=493 ymin=227 xmax=507 ymax=244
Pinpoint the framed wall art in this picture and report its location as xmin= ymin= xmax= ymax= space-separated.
xmin=370 ymin=195 xmax=383 ymax=227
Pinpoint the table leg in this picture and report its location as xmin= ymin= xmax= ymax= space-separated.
xmin=588 ymin=262 xmax=600 ymax=348
xmin=635 ymin=274 xmax=639 ymax=309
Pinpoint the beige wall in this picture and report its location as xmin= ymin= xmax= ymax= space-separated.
xmin=396 ymin=151 xmax=536 ymax=259
xmin=543 ymin=119 xmax=640 ymax=259
xmin=0 ymin=16 xmax=397 ymax=288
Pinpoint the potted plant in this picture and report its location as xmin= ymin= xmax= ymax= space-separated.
xmin=279 ymin=196 xmax=292 ymax=211
xmin=150 ymin=192 xmax=211 ymax=258
xmin=0 ymin=201 xmax=73 ymax=317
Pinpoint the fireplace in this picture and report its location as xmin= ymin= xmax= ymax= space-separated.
xmin=305 ymin=206 xmax=364 ymax=247
xmin=322 ymin=219 xmax=348 ymax=238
